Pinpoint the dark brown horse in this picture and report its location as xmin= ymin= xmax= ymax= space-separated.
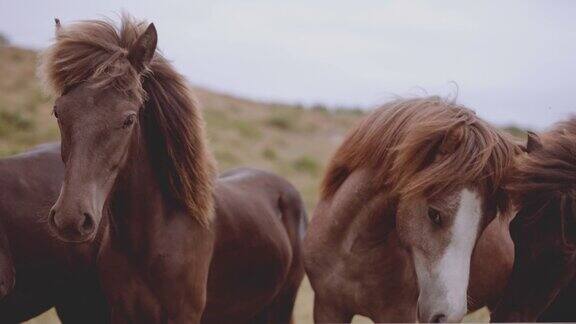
xmin=304 ymin=97 xmax=522 ymax=322
xmin=0 ymin=226 xmax=13 ymax=301
xmin=204 ymin=168 xmax=306 ymax=324
xmin=0 ymin=143 xmax=108 ymax=323
xmin=41 ymin=16 xmax=306 ymax=323
xmin=0 ymin=211 xmax=14 ymax=301
xmin=492 ymin=118 xmax=576 ymax=322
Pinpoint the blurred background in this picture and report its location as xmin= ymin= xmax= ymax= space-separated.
xmin=1 ymin=0 xmax=574 ymax=323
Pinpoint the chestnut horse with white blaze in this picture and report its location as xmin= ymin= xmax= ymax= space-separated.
xmin=304 ymin=97 xmax=522 ymax=322
xmin=40 ymin=16 xmax=306 ymax=323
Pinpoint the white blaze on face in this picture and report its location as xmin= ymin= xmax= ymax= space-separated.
xmin=414 ymin=189 xmax=483 ymax=322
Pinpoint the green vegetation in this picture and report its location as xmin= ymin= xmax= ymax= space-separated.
xmin=266 ymin=114 xmax=297 ymax=130
xmin=503 ymin=125 xmax=528 ymax=139
xmin=0 ymin=110 xmax=34 ymax=133
xmin=262 ymin=147 xmax=277 ymax=160
xmin=0 ymin=33 xmax=8 ymax=46
xmin=292 ymin=156 xmax=320 ymax=175
xmin=233 ymin=119 xmax=262 ymax=139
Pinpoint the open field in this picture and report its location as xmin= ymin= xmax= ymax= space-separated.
xmin=0 ymin=45 xmax=500 ymax=323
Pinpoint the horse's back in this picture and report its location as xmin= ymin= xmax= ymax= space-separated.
xmin=0 ymin=143 xmax=63 ymax=202
xmin=0 ymin=143 xmax=69 ymax=262
xmin=203 ymin=167 xmax=306 ymax=323
xmin=215 ymin=167 xmax=306 ymax=245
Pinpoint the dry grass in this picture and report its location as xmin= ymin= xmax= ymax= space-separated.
xmin=0 ymin=45 xmax=493 ymax=323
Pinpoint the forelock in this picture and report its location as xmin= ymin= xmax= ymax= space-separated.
xmin=38 ymin=14 xmax=150 ymax=103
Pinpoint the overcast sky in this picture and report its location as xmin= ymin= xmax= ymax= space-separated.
xmin=2 ymin=0 xmax=575 ymax=129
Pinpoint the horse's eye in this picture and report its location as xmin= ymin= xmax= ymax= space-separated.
xmin=53 ymin=106 xmax=58 ymax=119
xmin=122 ymin=114 xmax=136 ymax=129
xmin=428 ymin=208 xmax=442 ymax=226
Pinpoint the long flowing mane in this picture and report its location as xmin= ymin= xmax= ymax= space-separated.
xmin=508 ymin=118 xmax=576 ymax=243
xmin=38 ymin=15 xmax=216 ymax=226
xmin=321 ymin=96 xmax=522 ymax=214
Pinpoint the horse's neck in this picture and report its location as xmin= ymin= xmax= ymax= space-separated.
xmin=106 ymin=132 xmax=172 ymax=253
xmin=318 ymin=169 xmax=396 ymax=250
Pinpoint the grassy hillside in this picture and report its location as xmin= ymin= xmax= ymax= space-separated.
xmin=0 ymin=45 xmax=494 ymax=323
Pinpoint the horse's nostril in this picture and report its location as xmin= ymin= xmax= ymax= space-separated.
xmin=49 ymin=208 xmax=58 ymax=228
xmin=431 ymin=313 xmax=447 ymax=323
xmin=81 ymin=213 xmax=95 ymax=233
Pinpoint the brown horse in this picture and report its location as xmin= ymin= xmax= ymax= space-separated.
xmin=304 ymin=97 xmax=522 ymax=322
xmin=0 ymin=211 xmax=14 ymax=301
xmin=40 ymin=16 xmax=305 ymax=323
xmin=204 ymin=167 xmax=306 ymax=324
xmin=492 ymin=118 xmax=576 ymax=322
xmin=0 ymin=143 xmax=108 ymax=323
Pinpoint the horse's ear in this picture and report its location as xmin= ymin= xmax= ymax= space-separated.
xmin=54 ymin=18 xmax=62 ymax=37
xmin=515 ymin=139 xmax=527 ymax=152
xmin=128 ymin=23 xmax=157 ymax=73
xmin=526 ymin=131 xmax=543 ymax=153
xmin=438 ymin=124 xmax=464 ymax=155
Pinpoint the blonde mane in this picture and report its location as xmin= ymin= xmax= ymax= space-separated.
xmin=322 ymin=96 xmax=522 ymax=214
xmin=38 ymin=15 xmax=216 ymax=226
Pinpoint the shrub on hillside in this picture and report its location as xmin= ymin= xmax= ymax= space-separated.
xmin=292 ymin=156 xmax=319 ymax=175
xmin=0 ymin=33 xmax=8 ymax=46
xmin=503 ymin=125 xmax=527 ymax=139
xmin=0 ymin=110 xmax=34 ymax=136
xmin=233 ymin=120 xmax=262 ymax=139
xmin=262 ymin=147 xmax=277 ymax=160
xmin=266 ymin=115 xmax=296 ymax=131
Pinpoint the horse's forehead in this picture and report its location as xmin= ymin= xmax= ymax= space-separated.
xmin=453 ymin=189 xmax=483 ymax=229
xmin=429 ymin=190 xmax=462 ymax=210
xmin=58 ymin=85 xmax=95 ymax=107
xmin=61 ymin=85 xmax=135 ymax=116
xmin=415 ymin=189 xmax=483 ymax=258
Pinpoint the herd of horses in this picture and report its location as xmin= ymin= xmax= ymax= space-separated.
xmin=0 ymin=15 xmax=574 ymax=323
